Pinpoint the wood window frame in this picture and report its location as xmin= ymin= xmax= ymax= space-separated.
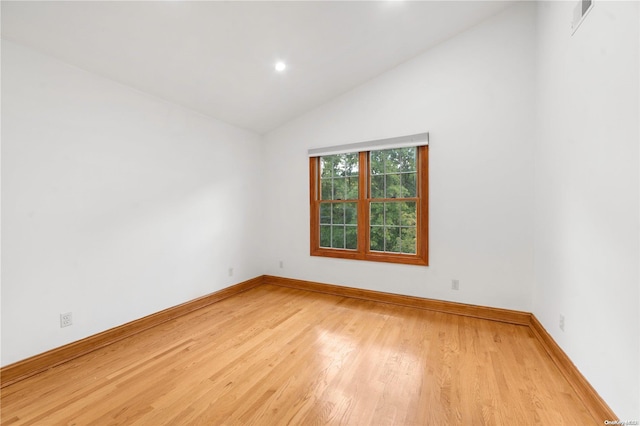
xmin=310 ymin=146 xmax=428 ymax=266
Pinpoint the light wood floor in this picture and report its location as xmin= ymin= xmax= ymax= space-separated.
xmin=2 ymin=284 xmax=595 ymax=425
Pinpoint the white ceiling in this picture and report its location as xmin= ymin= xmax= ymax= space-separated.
xmin=1 ymin=1 xmax=514 ymax=134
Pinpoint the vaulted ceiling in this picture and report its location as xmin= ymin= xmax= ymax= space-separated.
xmin=2 ymin=1 xmax=515 ymax=134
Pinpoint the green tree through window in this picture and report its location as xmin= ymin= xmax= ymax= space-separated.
xmin=369 ymin=148 xmax=417 ymax=254
xmin=310 ymin=146 xmax=428 ymax=266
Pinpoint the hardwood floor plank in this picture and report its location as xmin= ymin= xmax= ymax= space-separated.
xmin=1 ymin=285 xmax=598 ymax=425
xmin=0 ymin=277 xmax=264 ymax=389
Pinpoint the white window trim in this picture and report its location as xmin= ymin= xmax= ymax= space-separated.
xmin=308 ymin=132 xmax=429 ymax=157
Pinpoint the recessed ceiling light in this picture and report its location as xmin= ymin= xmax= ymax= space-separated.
xmin=275 ymin=61 xmax=286 ymax=72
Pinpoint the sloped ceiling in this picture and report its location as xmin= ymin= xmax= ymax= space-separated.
xmin=2 ymin=1 xmax=515 ymax=134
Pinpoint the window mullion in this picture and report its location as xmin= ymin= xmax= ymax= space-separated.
xmin=309 ymin=157 xmax=319 ymax=254
xmin=418 ymin=145 xmax=429 ymax=261
xmin=357 ymin=151 xmax=368 ymax=258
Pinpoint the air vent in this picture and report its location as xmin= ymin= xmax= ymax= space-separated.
xmin=572 ymin=0 xmax=593 ymax=35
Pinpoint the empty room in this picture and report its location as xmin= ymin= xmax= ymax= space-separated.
xmin=1 ymin=0 xmax=639 ymax=424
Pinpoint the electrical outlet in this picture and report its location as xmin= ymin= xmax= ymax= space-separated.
xmin=228 ymin=267 xmax=234 ymax=277
xmin=279 ymin=260 xmax=284 ymax=269
xmin=60 ymin=312 xmax=72 ymax=328
xmin=559 ymin=314 xmax=565 ymax=332
xmin=451 ymin=279 xmax=460 ymax=290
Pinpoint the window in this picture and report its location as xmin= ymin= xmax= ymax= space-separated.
xmin=309 ymin=135 xmax=428 ymax=266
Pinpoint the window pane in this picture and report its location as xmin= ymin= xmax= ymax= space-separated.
xmin=330 ymin=156 xmax=342 ymax=177
xmin=384 ymin=226 xmax=400 ymax=253
xmin=320 ymin=225 xmax=331 ymax=248
xmin=401 ymin=172 xmax=417 ymax=197
xmin=341 ymin=153 xmax=359 ymax=177
xmin=370 ymin=148 xmax=417 ymax=199
xmin=321 ymin=153 xmax=358 ymax=178
xmin=385 ymin=226 xmax=401 ymax=253
xmin=401 ymin=227 xmax=417 ymax=254
xmin=386 ymin=150 xmax=403 ymax=173
xmin=319 ymin=152 xmax=360 ymax=200
xmin=346 ymin=176 xmax=359 ymax=199
xmin=370 ymin=226 xmax=384 ymax=251
xmin=320 ymin=156 xmax=333 ymax=178
xmin=368 ymin=146 xmax=421 ymax=255
xmin=399 ymin=148 xmax=417 ymax=172
xmin=370 ymin=202 xmax=383 ymax=226
xmin=332 ymin=203 xmax=345 ymax=224
xmin=386 ymin=174 xmax=402 ymax=198
xmin=401 ymin=201 xmax=416 ymax=226
xmin=344 ymin=203 xmax=358 ymax=225
xmin=379 ymin=147 xmax=416 ymax=173
xmin=332 ymin=226 xmax=345 ymax=248
xmin=333 ymin=177 xmax=346 ymax=200
xmin=320 ymin=203 xmax=332 ymax=224
xmin=370 ymin=151 xmax=384 ymax=175
xmin=384 ymin=202 xmax=400 ymax=226
xmin=345 ymin=226 xmax=357 ymax=249
xmin=371 ymin=175 xmax=384 ymax=199
xmin=321 ymin=179 xmax=332 ymax=200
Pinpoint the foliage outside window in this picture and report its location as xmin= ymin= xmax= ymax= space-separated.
xmin=310 ymin=146 xmax=428 ymax=266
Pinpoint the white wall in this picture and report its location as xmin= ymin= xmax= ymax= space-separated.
xmin=262 ymin=3 xmax=536 ymax=311
xmin=534 ymin=1 xmax=639 ymax=420
xmin=1 ymin=40 xmax=264 ymax=366
xmin=2 ymin=0 xmax=638 ymax=418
